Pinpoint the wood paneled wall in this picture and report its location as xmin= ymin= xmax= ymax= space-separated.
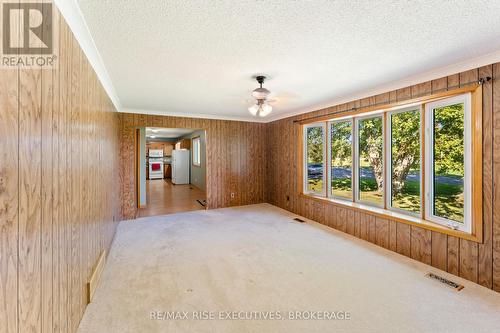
xmin=2 ymin=8 xmax=499 ymax=333
xmin=0 ymin=8 xmax=122 ymax=333
xmin=120 ymin=114 xmax=267 ymax=219
xmin=266 ymin=65 xmax=500 ymax=292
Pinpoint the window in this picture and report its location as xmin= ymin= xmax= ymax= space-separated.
xmin=304 ymin=123 xmax=326 ymax=195
xmin=386 ymin=107 xmax=421 ymax=215
xmin=329 ymin=120 xmax=352 ymax=199
xmin=192 ymin=136 xmax=201 ymax=166
xmin=301 ymin=89 xmax=480 ymax=237
xmin=356 ymin=115 xmax=384 ymax=206
xmin=425 ymin=94 xmax=471 ymax=232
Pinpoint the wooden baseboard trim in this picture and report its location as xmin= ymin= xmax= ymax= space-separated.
xmin=189 ymin=183 xmax=205 ymax=192
xmin=87 ymin=250 xmax=106 ymax=304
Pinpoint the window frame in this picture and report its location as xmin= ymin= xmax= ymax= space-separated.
xmin=299 ymin=85 xmax=482 ymax=241
xmin=385 ymin=105 xmax=423 ymax=217
xmin=327 ymin=118 xmax=354 ymax=201
xmin=354 ymin=113 xmax=385 ymax=208
xmin=424 ymin=93 xmax=472 ymax=233
xmin=303 ymin=122 xmax=327 ymax=196
xmin=192 ymin=136 xmax=201 ymax=167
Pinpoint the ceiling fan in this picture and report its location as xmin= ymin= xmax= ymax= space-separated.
xmin=248 ymin=75 xmax=273 ymax=117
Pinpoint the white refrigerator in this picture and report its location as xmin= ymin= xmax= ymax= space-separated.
xmin=172 ymin=150 xmax=190 ymax=184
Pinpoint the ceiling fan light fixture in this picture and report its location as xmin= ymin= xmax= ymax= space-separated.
xmin=259 ymin=103 xmax=272 ymax=117
xmin=248 ymin=104 xmax=259 ymax=116
xmin=248 ymin=75 xmax=273 ymax=117
xmin=252 ymin=87 xmax=270 ymax=100
xmin=248 ymin=99 xmax=272 ymax=117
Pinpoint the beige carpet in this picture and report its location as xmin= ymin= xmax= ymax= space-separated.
xmin=78 ymin=204 xmax=500 ymax=333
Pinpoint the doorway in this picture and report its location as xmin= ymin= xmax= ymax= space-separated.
xmin=135 ymin=127 xmax=207 ymax=217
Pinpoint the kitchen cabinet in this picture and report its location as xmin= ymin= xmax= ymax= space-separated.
xmin=146 ymin=141 xmax=174 ymax=156
xmin=164 ymin=164 xmax=172 ymax=178
xmin=175 ymin=139 xmax=191 ymax=150
xmin=164 ymin=145 xmax=173 ymax=156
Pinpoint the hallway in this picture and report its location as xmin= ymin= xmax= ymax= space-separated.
xmin=138 ymin=179 xmax=206 ymax=217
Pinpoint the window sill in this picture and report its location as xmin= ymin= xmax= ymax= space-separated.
xmin=300 ymin=193 xmax=482 ymax=243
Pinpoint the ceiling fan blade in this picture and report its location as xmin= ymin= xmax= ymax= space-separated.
xmin=273 ymin=91 xmax=300 ymax=101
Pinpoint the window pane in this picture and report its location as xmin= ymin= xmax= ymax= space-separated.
xmin=306 ymin=126 xmax=324 ymax=193
xmin=330 ymin=121 xmax=352 ymax=199
xmin=358 ymin=116 xmax=383 ymax=205
xmin=193 ymin=138 xmax=200 ymax=164
xmin=390 ymin=110 xmax=420 ymax=213
xmin=433 ymin=103 xmax=464 ymax=223
xmin=196 ymin=139 xmax=200 ymax=163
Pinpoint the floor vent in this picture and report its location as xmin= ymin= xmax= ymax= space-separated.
xmin=293 ymin=217 xmax=306 ymax=223
xmin=426 ymin=273 xmax=464 ymax=291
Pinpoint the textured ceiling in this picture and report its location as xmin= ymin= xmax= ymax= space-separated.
xmin=77 ymin=0 xmax=500 ymax=121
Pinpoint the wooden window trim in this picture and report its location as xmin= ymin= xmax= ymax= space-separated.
xmin=295 ymin=85 xmax=480 ymax=125
xmin=298 ymin=84 xmax=483 ymax=243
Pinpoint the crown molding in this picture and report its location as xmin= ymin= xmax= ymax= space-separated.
xmin=122 ymin=108 xmax=268 ymax=123
xmin=53 ymin=0 xmax=122 ymax=112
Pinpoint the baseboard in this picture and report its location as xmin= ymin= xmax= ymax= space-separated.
xmin=87 ymin=250 xmax=106 ymax=304
xmin=190 ymin=183 xmax=205 ymax=192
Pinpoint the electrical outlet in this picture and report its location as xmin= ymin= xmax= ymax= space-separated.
xmin=230 ymin=193 xmax=235 ymax=199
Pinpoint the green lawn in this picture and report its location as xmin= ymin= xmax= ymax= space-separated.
xmin=390 ymin=179 xmax=464 ymax=222
xmin=307 ymin=179 xmax=324 ymax=193
xmin=432 ymin=182 xmax=464 ymax=222
xmin=308 ymin=177 xmax=464 ymax=222
xmin=330 ymin=178 xmax=352 ymax=200
xmin=391 ymin=179 xmax=420 ymax=213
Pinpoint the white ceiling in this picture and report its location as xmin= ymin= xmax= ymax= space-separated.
xmin=146 ymin=127 xmax=196 ymax=139
xmin=74 ymin=0 xmax=500 ymax=122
